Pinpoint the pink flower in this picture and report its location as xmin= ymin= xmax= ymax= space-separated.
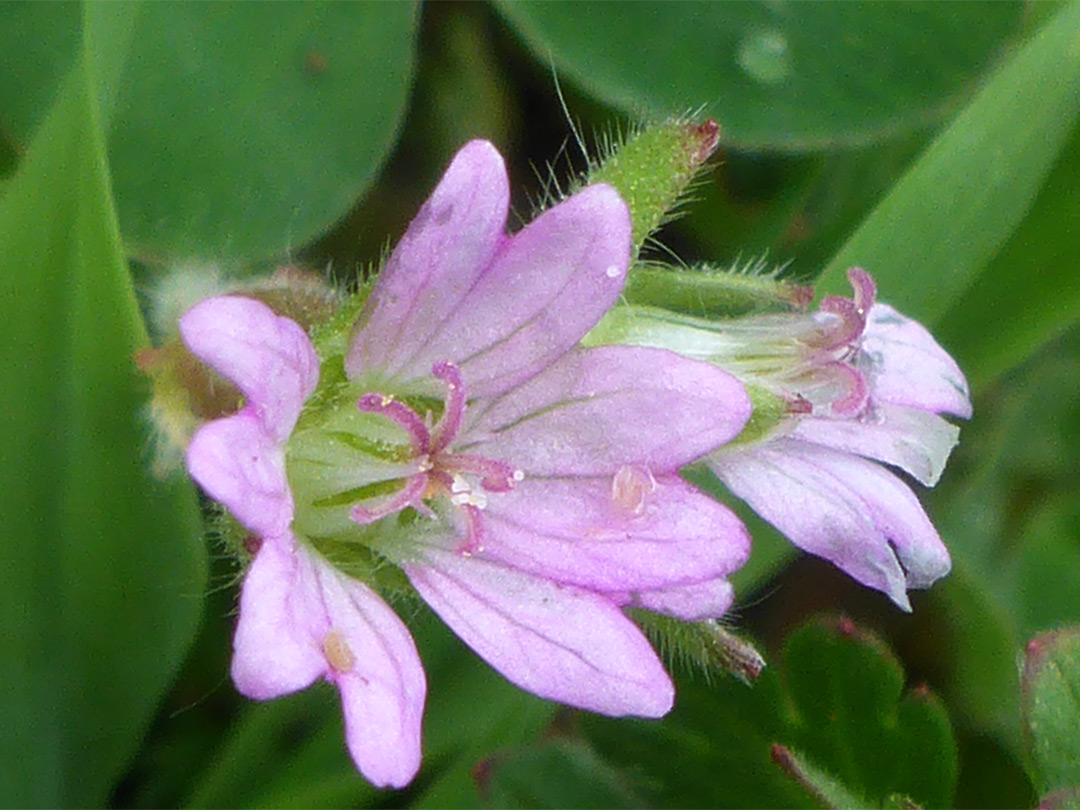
xmin=182 ymin=141 xmax=753 ymax=786
xmin=707 ymin=269 xmax=972 ymax=610
xmin=181 ymin=297 xmax=426 ymax=789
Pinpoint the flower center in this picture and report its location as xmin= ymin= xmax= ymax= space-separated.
xmin=350 ymin=361 xmax=522 ymax=555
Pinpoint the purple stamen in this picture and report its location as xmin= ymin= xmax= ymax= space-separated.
xmin=430 ymin=360 xmax=467 ymax=454
xmin=443 ymin=453 xmax=522 ymax=493
xmin=818 ymin=296 xmax=867 ymax=350
xmin=824 ymin=362 xmax=870 ymax=417
xmin=351 ymin=474 xmax=430 ymax=524
xmin=456 ymin=504 xmax=486 ymax=556
xmin=848 ymin=268 xmax=877 ymax=315
xmin=357 ymin=393 xmax=431 ymax=454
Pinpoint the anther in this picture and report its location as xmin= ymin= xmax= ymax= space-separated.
xmin=323 ymin=631 xmax=356 ymax=673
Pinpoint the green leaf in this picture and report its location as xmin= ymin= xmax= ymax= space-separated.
xmin=0 ymin=1 xmax=81 ymax=141
xmin=770 ymin=744 xmax=869 ymax=809
xmin=935 ymin=121 xmax=1080 ymax=389
xmin=497 ymin=2 xmax=1022 ymax=151
xmin=0 ymin=2 xmax=419 ymax=262
xmin=817 ymin=1 xmax=1080 ymax=327
xmin=923 ymin=565 xmax=1023 ymax=752
xmin=476 ymin=739 xmax=645 ymax=810
xmin=584 ymin=617 xmax=957 ymax=809
xmin=1022 ymin=628 xmax=1080 ymax=795
xmin=0 ymin=41 xmax=205 ymax=809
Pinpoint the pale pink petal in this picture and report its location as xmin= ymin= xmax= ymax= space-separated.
xmin=231 ymin=536 xmax=325 ymax=700
xmin=312 ymin=562 xmax=426 ymax=789
xmin=400 ymin=184 xmax=632 ymax=399
xmin=860 ymin=304 xmax=972 ymax=419
xmin=232 ymin=537 xmax=425 ymax=788
xmin=480 ymin=476 xmax=749 ymax=591
xmin=791 ymin=403 xmax=961 ymax=486
xmin=710 ymin=439 xmax=950 ymax=610
xmin=401 ymin=549 xmax=673 ymax=717
xmin=180 ymin=296 xmax=320 ymax=441
xmin=346 ymin=141 xmax=510 ymax=381
xmin=464 ymin=346 xmax=751 ymax=475
xmin=614 ymin=578 xmax=736 ymax=622
xmin=186 ymin=413 xmax=292 ymax=538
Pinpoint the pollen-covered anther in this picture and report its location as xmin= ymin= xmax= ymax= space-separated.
xmin=322 ymin=630 xmax=356 ymax=673
xmin=611 ymin=464 xmax=657 ymax=517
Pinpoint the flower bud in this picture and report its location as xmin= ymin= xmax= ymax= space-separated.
xmin=588 ymin=118 xmax=721 ymax=257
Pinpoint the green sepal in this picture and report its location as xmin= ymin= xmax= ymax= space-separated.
xmin=731 ymin=385 xmax=791 ymax=447
xmin=632 ymin=611 xmax=765 ymax=685
xmin=621 ymin=261 xmax=811 ymax=319
xmin=587 ymin=119 xmax=720 ymax=258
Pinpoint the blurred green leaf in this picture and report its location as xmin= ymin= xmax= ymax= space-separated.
xmin=1016 ymin=498 xmax=1080 ymax=638
xmin=0 ymin=1 xmax=81 ymax=141
xmin=936 ymin=121 xmax=1080 ymax=390
xmin=498 ymin=2 xmax=1022 ymax=151
xmin=476 ymin=738 xmax=645 ymax=809
xmin=770 ymin=744 xmax=869 ymax=809
xmin=584 ymin=618 xmax=956 ymax=809
xmin=818 ymin=1 xmax=1080 ymax=329
xmin=921 ymin=563 xmax=1024 ymax=754
xmin=0 ymin=39 xmax=205 ymax=808
xmin=1022 ymin=627 xmax=1080 ymax=796
xmin=184 ymin=687 xmax=379 ymax=810
xmin=954 ymin=732 xmax=1038 ymax=810
xmin=0 ymin=1 xmax=418 ymax=262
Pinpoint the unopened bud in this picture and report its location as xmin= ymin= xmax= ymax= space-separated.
xmin=589 ymin=118 xmax=721 ymax=258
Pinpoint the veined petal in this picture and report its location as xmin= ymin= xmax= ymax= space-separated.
xmin=614 ymin=578 xmax=736 ymax=622
xmin=481 ymin=476 xmax=749 ymax=591
xmin=232 ymin=537 xmax=426 ymax=789
xmin=180 ymin=296 xmax=320 ymax=441
xmin=346 ymin=141 xmax=509 ymax=380
xmin=465 ymin=346 xmax=751 ymax=475
xmin=791 ymin=403 xmax=961 ymax=486
xmin=402 ymin=184 xmax=633 ymax=399
xmin=186 ymin=412 xmax=292 ymax=538
xmin=711 ymin=439 xmax=950 ymax=610
xmin=401 ymin=549 xmax=673 ymax=718
xmin=860 ymin=304 xmax=972 ymax=419
xmin=231 ymin=535 xmax=325 ymax=700
xmin=312 ymin=561 xmax=426 ymax=789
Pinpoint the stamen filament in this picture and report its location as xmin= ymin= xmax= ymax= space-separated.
xmin=430 ymin=360 xmax=466 ymax=454
xmin=357 ymin=393 xmax=431 ymax=454
xmin=351 ymin=473 xmax=429 ymax=524
xmin=443 ymin=453 xmax=522 ymax=492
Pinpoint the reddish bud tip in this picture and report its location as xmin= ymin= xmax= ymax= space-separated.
xmin=788 ymin=283 xmax=815 ymax=310
xmin=770 ymin=743 xmax=793 ymax=768
xmin=837 ymin=615 xmax=858 ymax=637
xmin=688 ymin=118 xmax=722 ymax=166
xmin=243 ymin=535 xmax=263 ymax=555
xmin=910 ymin=682 xmax=932 ymax=700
